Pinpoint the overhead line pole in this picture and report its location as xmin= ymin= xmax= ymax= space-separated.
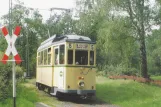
xmin=9 ymin=0 xmax=16 ymax=107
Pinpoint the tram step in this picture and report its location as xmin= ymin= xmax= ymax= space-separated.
xmin=50 ymin=92 xmax=56 ymax=96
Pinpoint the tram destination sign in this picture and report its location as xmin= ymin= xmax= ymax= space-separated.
xmin=76 ymin=44 xmax=88 ymax=50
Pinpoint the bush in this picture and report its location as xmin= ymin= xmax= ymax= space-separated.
xmin=0 ymin=63 xmax=12 ymax=101
xmin=97 ymin=64 xmax=140 ymax=77
xmin=121 ymin=68 xmax=139 ymax=76
xmin=16 ymin=66 xmax=24 ymax=79
xmin=0 ymin=63 xmax=24 ymax=101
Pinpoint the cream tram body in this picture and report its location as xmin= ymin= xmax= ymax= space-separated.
xmin=36 ymin=35 xmax=96 ymax=98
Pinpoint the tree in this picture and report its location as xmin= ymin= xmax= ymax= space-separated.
xmin=46 ymin=11 xmax=74 ymax=36
xmin=75 ymin=0 xmax=112 ymax=40
xmin=147 ymin=29 xmax=161 ymax=75
xmin=1 ymin=3 xmax=47 ymax=76
xmin=97 ymin=18 xmax=140 ymax=74
xmin=111 ymin=0 xmax=157 ymax=78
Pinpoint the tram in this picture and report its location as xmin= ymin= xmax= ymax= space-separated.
xmin=36 ymin=34 xmax=96 ymax=98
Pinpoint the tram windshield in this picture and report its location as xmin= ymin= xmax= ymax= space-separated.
xmin=75 ymin=50 xmax=88 ymax=65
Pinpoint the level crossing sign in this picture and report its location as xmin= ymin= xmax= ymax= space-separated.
xmin=1 ymin=26 xmax=22 ymax=64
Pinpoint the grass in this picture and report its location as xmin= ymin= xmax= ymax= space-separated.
xmin=0 ymin=85 xmax=38 ymax=107
xmin=24 ymin=79 xmax=59 ymax=107
xmin=1 ymin=76 xmax=161 ymax=107
xmin=96 ymin=76 xmax=161 ymax=107
xmin=151 ymin=76 xmax=161 ymax=80
xmin=0 ymin=79 xmax=59 ymax=107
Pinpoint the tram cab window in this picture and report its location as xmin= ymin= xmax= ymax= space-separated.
xmin=68 ymin=50 xmax=73 ymax=64
xmin=55 ymin=49 xmax=58 ymax=65
xmin=59 ymin=45 xmax=65 ymax=64
xmin=90 ymin=51 xmax=94 ymax=65
xmin=75 ymin=51 xmax=88 ymax=65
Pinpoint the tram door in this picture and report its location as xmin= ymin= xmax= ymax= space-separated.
xmin=54 ymin=46 xmax=64 ymax=89
xmin=58 ymin=68 xmax=64 ymax=88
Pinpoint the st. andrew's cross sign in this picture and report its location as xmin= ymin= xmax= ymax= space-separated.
xmin=1 ymin=26 xmax=22 ymax=107
xmin=1 ymin=26 xmax=22 ymax=64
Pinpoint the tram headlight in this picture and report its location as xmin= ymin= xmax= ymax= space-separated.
xmin=79 ymin=81 xmax=85 ymax=87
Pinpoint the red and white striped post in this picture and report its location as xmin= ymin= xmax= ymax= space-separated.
xmin=1 ymin=26 xmax=22 ymax=107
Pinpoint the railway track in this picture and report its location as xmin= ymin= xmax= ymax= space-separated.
xmin=35 ymin=92 xmax=119 ymax=107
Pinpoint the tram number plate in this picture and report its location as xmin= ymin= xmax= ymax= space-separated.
xmin=76 ymin=44 xmax=88 ymax=49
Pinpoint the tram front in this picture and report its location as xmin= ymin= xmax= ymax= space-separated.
xmin=64 ymin=41 xmax=96 ymax=98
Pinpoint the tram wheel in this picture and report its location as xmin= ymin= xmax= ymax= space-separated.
xmin=47 ymin=87 xmax=51 ymax=94
xmin=37 ymin=83 xmax=42 ymax=90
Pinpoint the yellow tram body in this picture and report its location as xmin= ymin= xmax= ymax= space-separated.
xmin=36 ymin=35 xmax=96 ymax=98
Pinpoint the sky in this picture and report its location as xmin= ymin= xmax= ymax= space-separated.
xmin=0 ymin=0 xmax=76 ymax=21
xmin=0 ymin=0 xmax=157 ymax=25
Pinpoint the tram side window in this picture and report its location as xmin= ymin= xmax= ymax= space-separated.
xmin=48 ymin=48 xmax=51 ymax=65
xmin=75 ymin=51 xmax=88 ymax=65
xmin=90 ymin=51 xmax=94 ymax=65
xmin=68 ymin=50 xmax=73 ymax=64
xmin=55 ymin=49 xmax=58 ymax=65
xmin=38 ymin=52 xmax=40 ymax=65
xmin=44 ymin=49 xmax=48 ymax=65
xmin=59 ymin=45 xmax=65 ymax=64
xmin=40 ymin=51 xmax=43 ymax=65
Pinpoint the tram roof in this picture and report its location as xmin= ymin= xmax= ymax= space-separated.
xmin=37 ymin=34 xmax=96 ymax=51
